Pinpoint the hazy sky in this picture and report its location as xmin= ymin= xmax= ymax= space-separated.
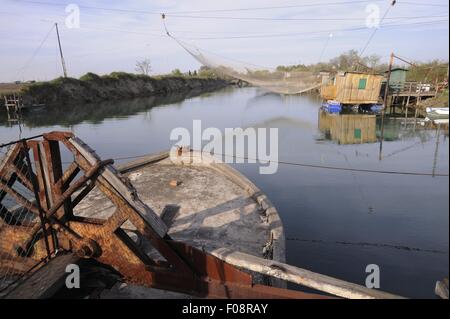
xmin=0 ymin=0 xmax=448 ymax=82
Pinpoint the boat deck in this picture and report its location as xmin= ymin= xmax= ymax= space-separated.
xmin=73 ymin=152 xmax=285 ymax=298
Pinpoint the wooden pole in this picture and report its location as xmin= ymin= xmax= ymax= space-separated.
xmin=379 ymin=52 xmax=394 ymax=160
xmin=434 ymin=78 xmax=439 ymax=97
xmin=432 ymin=124 xmax=441 ymax=178
xmin=414 ymin=82 xmax=422 ymax=130
xmin=55 ymin=23 xmax=68 ymax=78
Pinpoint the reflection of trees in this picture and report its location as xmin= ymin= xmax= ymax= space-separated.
xmin=0 ymin=88 xmax=216 ymax=128
xmin=376 ymin=118 xmax=436 ymax=142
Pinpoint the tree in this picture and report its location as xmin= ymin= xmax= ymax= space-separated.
xmin=364 ymin=54 xmax=382 ymax=69
xmin=171 ymin=68 xmax=183 ymax=76
xmin=330 ymin=50 xmax=361 ymax=70
xmin=135 ymin=58 xmax=151 ymax=75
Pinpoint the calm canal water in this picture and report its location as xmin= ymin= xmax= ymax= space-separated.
xmin=1 ymin=87 xmax=448 ymax=298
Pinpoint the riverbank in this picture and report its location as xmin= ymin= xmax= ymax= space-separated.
xmin=0 ymin=72 xmax=229 ymax=109
xmin=0 ymin=88 xmax=235 ymax=127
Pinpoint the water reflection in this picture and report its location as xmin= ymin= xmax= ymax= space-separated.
xmin=318 ymin=110 xmax=377 ymax=145
xmin=0 ymin=89 xmax=217 ymax=128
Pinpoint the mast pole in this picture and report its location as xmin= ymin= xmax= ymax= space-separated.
xmin=55 ymin=23 xmax=68 ymax=78
xmin=379 ymin=52 xmax=394 ymax=160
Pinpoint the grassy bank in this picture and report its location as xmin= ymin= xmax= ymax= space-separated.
xmin=1 ymin=72 xmax=229 ymax=109
xmin=419 ymin=89 xmax=449 ymax=109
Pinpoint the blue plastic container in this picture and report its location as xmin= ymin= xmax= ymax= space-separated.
xmin=370 ymin=104 xmax=384 ymax=113
xmin=322 ymin=100 xmax=342 ymax=113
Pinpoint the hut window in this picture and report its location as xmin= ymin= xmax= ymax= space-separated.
xmin=358 ymin=78 xmax=367 ymax=89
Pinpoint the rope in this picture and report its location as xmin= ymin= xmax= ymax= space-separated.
xmin=0 ymin=135 xmax=44 ymax=149
xmin=286 ymin=237 xmax=447 ymax=254
xmin=166 ymin=13 xmax=446 ymax=22
xmin=168 ymin=1 xmax=386 ymax=14
xmin=16 ymin=24 xmax=55 ymax=80
xmin=101 ymin=149 xmax=449 ymax=177
xmin=177 ymin=19 xmax=448 ymax=40
xmin=359 ymin=0 xmax=396 ymax=58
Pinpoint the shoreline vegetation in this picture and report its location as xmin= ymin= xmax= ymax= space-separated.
xmin=420 ymin=89 xmax=449 ymax=108
xmin=275 ymin=50 xmax=449 ymax=81
xmin=1 ymin=50 xmax=447 ymax=110
xmin=0 ymin=70 xmax=229 ymax=109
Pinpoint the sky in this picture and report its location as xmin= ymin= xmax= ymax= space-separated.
xmin=0 ymin=0 xmax=448 ymax=82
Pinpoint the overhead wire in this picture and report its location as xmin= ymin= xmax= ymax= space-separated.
xmin=175 ymin=19 xmax=448 ymax=40
xmin=91 ymin=149 xmax=449 ymax=177
xmin=15 ymin=23 xmax=55 ymax=80
xmin=359 ymin=0 xmax=396 ymax=57
xmin=11 ymin=0 xmax=449 ymax=22
xmin=167 ymin=0 xmax=386 ymax=14
xmin=164 ymin=13 xmax=447 ymax=22
xmin=13 ymin=0 xmax=449 ymax=15
xmin=397 ymin=1 xmax=449 ymax=7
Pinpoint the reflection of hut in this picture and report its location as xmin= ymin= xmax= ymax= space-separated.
xmin=320 ymin=71 xmax=383 ymax=105
xmin=318 ymin=111 xmax=377 ymax=144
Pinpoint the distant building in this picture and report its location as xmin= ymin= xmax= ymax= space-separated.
xmin=385 ymin=68 xmax=409 ymax=92
xmin=320 ymin=71 xmax=383 ymax=105
xmin=319 ymin=71 xmax=331 ymax=85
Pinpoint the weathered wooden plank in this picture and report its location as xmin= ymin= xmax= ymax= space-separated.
xmin=0 ymin=144 xmax=23 ymax=203
xmin=5 ymin=253 xmax=80 ymax=299
xmin=39 ymin=140 xmax=73 ymax=220
xmin=210 ymin=247 xmax=405 ymax=299
xmin=116 ymin=151 xmax=169 ymax=173
xmin=61 ymin=162 xmax=80 ymax=188
xmin=8 ymin=163 xmax=33 ymax=191
xmin=68 ymin=137 xmax=168 ymax=238
xmin=0 ymin=252 xmax=39 ymax=274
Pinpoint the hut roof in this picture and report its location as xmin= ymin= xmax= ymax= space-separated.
xmin=385 ymin=68 xmax=409 ymax=73
xmin=341 ymin=71 xmax=383 ymax=76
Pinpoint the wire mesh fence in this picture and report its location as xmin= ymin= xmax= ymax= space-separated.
xmin=0 ymin=139 xmax=51 ymax=297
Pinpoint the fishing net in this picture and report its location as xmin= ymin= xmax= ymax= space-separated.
xmin=170 ymin=37 xmax=321 ymax=95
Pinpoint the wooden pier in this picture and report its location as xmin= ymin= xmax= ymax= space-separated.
xmin=386 ymin=81 xmax=446 ymax=116
xmin=3 ymin=94 xmax=24 ymax=122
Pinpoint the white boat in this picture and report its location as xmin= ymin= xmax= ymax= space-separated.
xmin=426 ymin=107 xmax=449 ymax=120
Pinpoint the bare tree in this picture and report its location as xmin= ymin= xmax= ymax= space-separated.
xmin=365 ymin=54 xmax=382 ymax=69
xmin=135 ymin=58 xmax=152 ymax=75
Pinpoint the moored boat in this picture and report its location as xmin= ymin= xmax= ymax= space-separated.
xmin=426 ymin=107 xmax=449 ymax=120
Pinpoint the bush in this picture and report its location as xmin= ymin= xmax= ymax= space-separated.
xmin=171 ymin=69 xmax=183 ymax=76
xmin=107 ymin=72 xmax=135 ymax=80
xmin=79 ymin=72 xmax=101 ymax=81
